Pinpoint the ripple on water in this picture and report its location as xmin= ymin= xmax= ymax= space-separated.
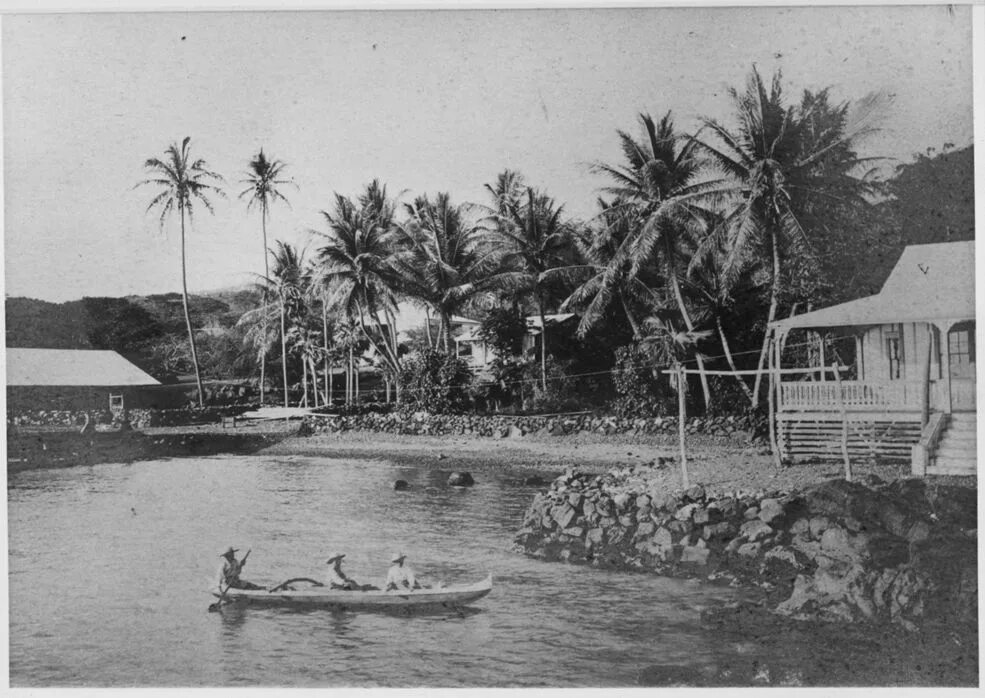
xmin=9 ymin=455 xmax=739 ymax=687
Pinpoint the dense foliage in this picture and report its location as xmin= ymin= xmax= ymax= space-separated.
xmin=397 ymin=349 xmax=474 ymax=414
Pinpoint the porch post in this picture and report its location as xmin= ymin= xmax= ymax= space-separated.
xmin=920 ymin=324 xmax=933 ymax=427
xmin=768 ymin=328 xmax=782 ymax=470
xmin=937 ymin=321 xmax=955 ymax=414
xmin=818 ymin=333 xmax=826 ymax=381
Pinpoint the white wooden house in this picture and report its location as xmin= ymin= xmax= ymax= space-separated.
xmin=768 ymin=241 xmax=976 ymax=476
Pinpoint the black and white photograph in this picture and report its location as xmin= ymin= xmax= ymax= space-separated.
xmin=3 ymin=2 xmax=979 ymax=688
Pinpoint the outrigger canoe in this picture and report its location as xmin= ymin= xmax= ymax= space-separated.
xmin=214 ymin=575 xmax=493 ymax=609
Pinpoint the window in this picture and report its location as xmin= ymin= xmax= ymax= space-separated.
xmin=886 ymin=326 xmax=903 ymax=380
xmin=948 ymin=323 xmax=976 ymax=378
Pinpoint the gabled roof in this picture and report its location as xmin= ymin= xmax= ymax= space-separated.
xmin=6 ymin=348 xmax=161 ymax=387
xmin=772 ymin=241 xmax=975 ymax=332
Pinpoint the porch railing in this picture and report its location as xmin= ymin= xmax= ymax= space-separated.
xmin=779 ymin=380 xmax=929 ymax=411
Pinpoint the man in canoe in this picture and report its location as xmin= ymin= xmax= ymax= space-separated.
xmin=385 ymin=553 xmax=423 ymax=591
xmin=326 ymin=552 xmax=359 ymax=590
xmin=219 ymin=547 xmax=264 ymax=590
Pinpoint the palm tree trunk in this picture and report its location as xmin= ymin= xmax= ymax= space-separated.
xmin=716 ymin=314 xmax=755 ymax=403
xmin=322 ymin=304 xmax=331 ymax=405
xmin=619 ymin=292 xmax=642 ymax=339
xmin=329 ymin=356 xmax=334 ymax=406
xmin=752 ymin=228 xmax=781 ymax=405
xmin=425 ymin=309 xmax=433 ymax=349
xmin=668 ymin=261 xmax=711 ymax=410
xmin=280 ymin=296 xmax=289 ymax=408
xmin=537 ymin=288 xmax=548 ymax=391
xmin=259 ymin=206 xmax=269 ymax=406
xmin=179 ymin=205 xmax=205 ymax=408
xmin=302 ymin=351 xmax=309 ymax=407
xmin=347 ymin=344 xmax=353 ymax=406
xmin=440 ymin=311 xmax=453 ymax=352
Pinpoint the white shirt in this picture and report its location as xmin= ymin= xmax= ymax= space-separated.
xmin=328 ymin=565 xmax=354 ymax=588
xmin=386 ymin=563 xmax=417 ymax=590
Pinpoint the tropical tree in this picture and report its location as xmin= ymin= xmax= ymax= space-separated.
xmin=592 ymin=111 xmax=722 ymax=408
xmin=695 ymin=67 xmax=880 ymax=403
xmin=266 ymin=241 xmax=309 ymax=406
xmin=394 ymin=192 xmax=523 ymax=352
xmin=238 ymin=148 xmax=295 ymax=405
xmin=136 ymin=137 xmax=224 ymax=407
xmin=498 ymin=188 xmax=575 ymax=389
xmin=548 ymin=198 xmax=656 ymax=339
xmin=311 ymin=182 xmax=403 ymax=393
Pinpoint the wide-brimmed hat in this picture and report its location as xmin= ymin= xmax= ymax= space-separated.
xmin=326 ymin=552 xmax=346 ymax=564
xmin=391 ymin=553 xmax=407 ymax=564
xmin=220 ymin=547 xmax=239 ymax=558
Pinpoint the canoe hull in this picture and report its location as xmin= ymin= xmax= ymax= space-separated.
xmin=215 ymin=575 xmax=492 ymax=609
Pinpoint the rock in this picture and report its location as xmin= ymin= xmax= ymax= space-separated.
xmin=680 ymin=545 xmax=711 ymax=566
xmin=744 ymin=507 xmax=760 ymax=521
xmin=703 ymin=521 xmax=734 ymax=542
xmin=561 ymin=526 xmax=584 ymax=539
xmin=508 ymin=424 xmax=524 ymax=439
xmin=437 ymin=452 xmax=448 ymax=460
xmin=789 ymin=518 xmax=810 ymax=538
xmin=675 ymin=503 xmax=699 ymax=521
xmin=739 ymin=519 xmax=773 ymax=542
xmin=684 ymin=484 xmax=706 ymax=502
xmin=586 ymin=527 xmax=605 ymax=548
xmin=652 ymin=527 xmax=674 ymax=548
xmin=634 ymin=521 xmax=656 ymax=539
xmin=808 ymin=516 xmax=832 ymax=540
xmin=393 ymin=479 xmax=410 ymax=491
xmin=736 ymin=542 xmax=762 ymax=558
xmin=635 ymin=494 xmax=652 ymax=510
xmin=447 ymin=471 xmax=475 ymax=487
xmin=568 ymin=492 xmax=584 ymax=508
xmin=554 ymin=503 xmax=577 ymax=529
xmin=819 ymin=525 xmax=854 ymax=560
xmin=758 ymin=498 xmax=785 ymax=525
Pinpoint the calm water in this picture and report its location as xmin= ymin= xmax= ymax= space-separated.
xmin=8 ymin=455 xmax=742 ymax=687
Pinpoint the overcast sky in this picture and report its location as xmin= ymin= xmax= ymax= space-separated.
xmin=2 ymin=6 xmax=975 ymax=302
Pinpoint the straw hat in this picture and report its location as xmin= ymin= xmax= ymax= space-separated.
xmin=326 ymin=552 xmax=346 ymax=564
xmin=391 ymin=553 xmax=407 ymax=564
xmin=220 ymin=547 xmax=239 ymax=558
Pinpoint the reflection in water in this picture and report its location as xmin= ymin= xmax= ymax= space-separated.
xmin=9 ymin=455 xmax=738 ymax=687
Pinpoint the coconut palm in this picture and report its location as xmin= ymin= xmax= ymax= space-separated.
xmin=311 ymin=184 xmax=403 ymax=386
xmin=592 ymin=111 xmax=722 ymax=409
xmin=136 ymin=137 xmax=224 ymax=408
xmin=393 ymin=192 xmax=523 ymax=352
xmin=498 ymin=187 xmax=575 ymax=389
xmin=266 ymin=241 xmax=309 ymax=407
xmin=238 ymin=148 xmax=295 ymax=405
xmin=547 ymin=198 xmax=658 ymax=339
xmin=695 ymin=67 xmax=880 ymax=403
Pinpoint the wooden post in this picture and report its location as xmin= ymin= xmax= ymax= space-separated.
xmin=832 ymin=360 xmax=852 ymax=482
xmin=767 ymin=330 xmax=782 ymax=471
xmin=677 ymin=363 xmax=689 ymax=489
xmin=941 ymin=324 xmax=953 ymax=414
xmin=920 ymin=326 xmax=933 ymax=427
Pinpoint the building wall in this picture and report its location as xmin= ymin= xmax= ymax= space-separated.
xmin=6 ymin=384 xmax=188 ymax=412
xmin=860 ymin=322 xmax=940 ymax=382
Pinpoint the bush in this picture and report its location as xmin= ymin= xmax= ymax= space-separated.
xmin=610 ymin=344 xmax=673 ymax=417
xmin=397 ymin=349 xmax=473 ymax=414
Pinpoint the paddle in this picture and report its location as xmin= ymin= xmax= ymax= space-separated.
xmin=268 ymin=577 xmax=325 ymax=593
xmin=208 ymin=580 xmax=231 ymax=613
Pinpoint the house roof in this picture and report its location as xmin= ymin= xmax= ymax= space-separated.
xmin=771 ymin=241 xmax=976 ymax=332
xmin=6 ymin=348 xmax=161 ymax=387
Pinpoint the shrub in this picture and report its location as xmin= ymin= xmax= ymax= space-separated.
xmin=610 ymin=344 xmax=673 ymax=417
xmin=397 ymin=349 xmax=473 ymax=414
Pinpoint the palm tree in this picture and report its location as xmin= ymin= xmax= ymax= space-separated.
xmin=394 ymin=192 xmax=523 ymax=351
xmin=593 ymin=111 xmax=723 ymax=409
xmin=136 ymin=137 xmax=224 ymax=408
xmin=311 ymin=184 xmax=403 ymax=389
xmin=547 ymin=198 xmax=658 ymax=339
xmin=498 ymin=188 xmax=574 ymax=389
xmin=695 ymin=67 xmax=879 ymax=403
xmin=268 ymin=241 xmax=308 ymax=407
xmin=238 ymin=149 xmax=295 ymax=405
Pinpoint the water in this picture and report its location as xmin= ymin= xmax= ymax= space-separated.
xmin=8 ymin=455 xmax=740 ymax=687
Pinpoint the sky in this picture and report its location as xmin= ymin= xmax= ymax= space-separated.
xmin=1 ymin=5 xmax=976 ymax=302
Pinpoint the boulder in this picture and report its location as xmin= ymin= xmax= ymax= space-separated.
xmin=758 ymin=498 xmax=785 ymax=525
xmin=675 ymin=503 xmax=699 ymax=522
xmin=393 ymin=479 xmax=410 ymax=491
xmin=684 ymin=484 xmax=706 ymax=502
xmin=507 ymin=424 xmax=524 ymax=439
xmin=447 ymin=472 xmax=475 ymax=487
xmin=739 ymin=519 xmax=773 ymax=542
xmin=680 ymin=545 xmax=712 ymax=566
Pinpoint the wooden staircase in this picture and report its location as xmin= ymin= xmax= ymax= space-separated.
xmin=930 ymin=413 xmax=977 ymax=475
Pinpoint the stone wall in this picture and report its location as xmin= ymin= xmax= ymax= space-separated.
xmin=307 ymin=411 xmax=764 ymax=442
xmin=513 ymin=466 xmax=977 ymax=629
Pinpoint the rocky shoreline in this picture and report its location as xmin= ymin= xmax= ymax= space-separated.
xmin=513 ymin=463 xmax=977 ymax=639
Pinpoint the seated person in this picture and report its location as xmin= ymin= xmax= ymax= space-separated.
xmin=326 ymin=552 xmax=358 ymax=590
xmin=385 ymin=553 xmax=423 ymax=591
xmin=219 ymin=547 xmax=264 ymax=590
